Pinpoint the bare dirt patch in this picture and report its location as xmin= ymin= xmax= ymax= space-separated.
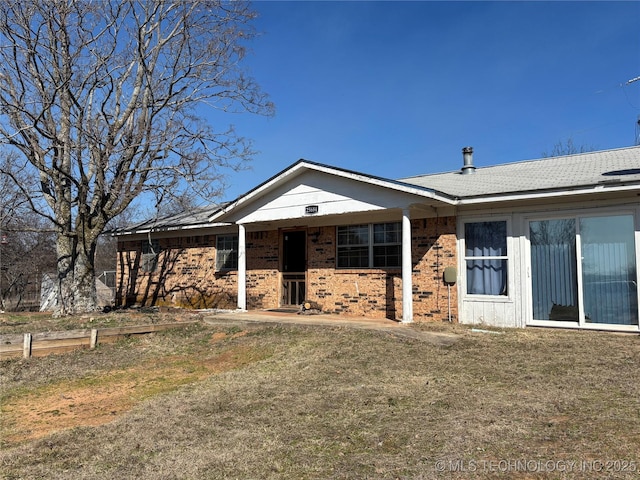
xmin=1 ymin=330 xmax=268 ymax=444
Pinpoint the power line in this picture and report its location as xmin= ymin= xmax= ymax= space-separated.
xmin=622 ymin=76 xmax=640 ymax=145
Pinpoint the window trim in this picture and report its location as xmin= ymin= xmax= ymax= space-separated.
xmin=336 ymin=222 xmax=402 ymax=269
xmin=460 ymin=218 xmax=511 ymax=299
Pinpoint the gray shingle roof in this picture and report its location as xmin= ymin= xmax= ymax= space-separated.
xmin=110 ymin=203 xmax=227 ymax=234
xmin=113 ymin=146 xmax=639 ymax=235
xmin=399 ymin=146 xmax=640 ymax=199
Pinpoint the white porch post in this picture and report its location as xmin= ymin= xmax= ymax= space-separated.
xmin=401 ymin=208 xmax=413 ymax=323
xmin=237 ymin=223 xmax=247 ymax=311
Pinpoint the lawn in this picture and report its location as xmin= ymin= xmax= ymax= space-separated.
xmin=1 ymin=313 xmax=639 ymax=479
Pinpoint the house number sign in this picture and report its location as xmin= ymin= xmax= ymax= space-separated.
xmin=305 ymin=205 xmax=319 ymax=215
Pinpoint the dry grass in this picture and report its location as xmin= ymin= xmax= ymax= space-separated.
xmin=1 ymin=314 xmax=639 ymax=479
xmin=0 ymin=308 xmax=203 ymax=334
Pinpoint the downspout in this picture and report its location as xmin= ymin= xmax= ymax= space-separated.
xmin=402 ymin=208 xmax=413 ymax=323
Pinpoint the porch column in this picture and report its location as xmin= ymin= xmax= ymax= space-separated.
xmin=402 ymin=208 xmax=413 ymax=323
xmin=237 ymin=223 xmax=247 ymax=311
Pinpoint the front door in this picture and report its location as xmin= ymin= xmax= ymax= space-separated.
xmin=282 ymin=230 xmax=306 ymax=306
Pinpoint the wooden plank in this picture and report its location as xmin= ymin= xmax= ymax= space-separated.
xmin=0 ymin=349 xmax=23 ymax=359
xmin=0 ymin=321 xmax=199 ymax=360
xmin=23 ymin=333 xmax=32 ymax=359
xmin=32 ymin=337 xmax=92 ymax=350
xmin=98 ymin=321 xmax=199 ymax=337
xmin=0 ymin=322 xmax=197 ymax=346
xmin=0 ymin=334 xmax=25 ymax=346
xmin=32 ymin=329 xmax=92 ymax=341
xmin=0 ymin=344 xmax=23 ymax=354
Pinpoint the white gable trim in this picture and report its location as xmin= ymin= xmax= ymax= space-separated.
xmin=210 ymin=160 xmax=456 ymax=223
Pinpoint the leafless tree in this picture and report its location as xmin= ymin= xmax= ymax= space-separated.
xmin=0 ymin=0 xmax=273 ymax=315
xmin=542 ymin=138 xmax=596 ymax=158
xmin=1 ymin=152 xmax=57 ymax=310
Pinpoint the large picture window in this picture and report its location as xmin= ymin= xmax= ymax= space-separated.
xmin=464 ymin=221 xmax=508 ymax=296
xmin=337 ymin=222 xmax=401 ymax=268
xmin=216 ymin=235 xmax=238 ymax=270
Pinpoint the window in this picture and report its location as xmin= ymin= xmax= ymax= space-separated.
xmin=530 ymin=219 xmax=578 ymax=321
xmin=216 ymin=235 xmax=238 ymax=270
xmin=141 ymin=239 xmax=160 ymax=273
xmin=529 ymin=214 xmax=638 ymax=326
xmin=464 ymin=221 xmax=508 ymax=295
xmin=580 ymin=215 xmax=637 ymax=325
xmin=337 ymin=224 xmax=369 ymax=268
xmin=337 ymin=222 xmax=401 ymax=268
xmin=373 ymin=222 xmax=402 ymax=268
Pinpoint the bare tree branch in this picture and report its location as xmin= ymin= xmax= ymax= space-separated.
xmin=0 ymin=0 xmax=273 ymax=315
xmin=542 ymin=138 xmax=596 ymax=158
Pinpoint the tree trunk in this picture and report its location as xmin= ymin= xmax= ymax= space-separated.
xmin=54 ymin=235 xmax=99 ymax=316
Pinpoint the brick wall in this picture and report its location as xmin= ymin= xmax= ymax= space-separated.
xmin=411 ymin=216 xmax=458 ymax=322
xmin=306 ymin=218 xmax=457 ymax=322
xmin=116 ymin=235 xmax=237 ymax=309
xmin=116 ymin=217 xmax=458 ymax=322
xmin=245 ymin=230 xmax=280 ymax=309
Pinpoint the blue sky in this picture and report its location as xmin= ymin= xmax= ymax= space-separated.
xmin=215 ymin=1 xmax=640 ymax=201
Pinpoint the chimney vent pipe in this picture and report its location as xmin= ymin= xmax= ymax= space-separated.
xmin=461 ymin=146 xmax=475 ymax=174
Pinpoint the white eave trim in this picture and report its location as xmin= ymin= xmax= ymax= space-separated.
xmin=112 ymin=222 xmax=233 ymax=237
xmin=457 ymin=183 xmax=640 ymax=205
xmin=209 ymin=160 xmax=456 ymax=222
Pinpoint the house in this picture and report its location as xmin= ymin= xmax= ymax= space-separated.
xmin=113 ymin=145 xmax=640 ymax=332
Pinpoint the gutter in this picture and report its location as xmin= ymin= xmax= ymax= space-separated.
xmin=455 ymin=182 xmax=640 ymax=206
xmin=110 ymin=222 xmax=233 ymax=237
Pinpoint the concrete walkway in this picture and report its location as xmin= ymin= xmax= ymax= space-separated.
xmin=202 ymin=309 xmax=459 ymax=347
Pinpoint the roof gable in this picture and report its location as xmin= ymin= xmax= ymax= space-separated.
xmin=212 ymin=159 xmax=454 ymax=223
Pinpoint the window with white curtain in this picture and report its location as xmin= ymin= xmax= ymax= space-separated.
xmin=528 ymin=213 xmax=638 ymax=326
xmin=464 ymin=221 xmax=508 ymax=296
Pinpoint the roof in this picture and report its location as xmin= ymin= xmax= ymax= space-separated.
xmin=400 ymin=146 xmax=640 ymax=200
xmin=208 ymin=158 xmax=456 ymax=222
xmin=113 ymin=146 xmax=639 ymax=236
xmin=109 ymin=203 xmax=229 ymax=236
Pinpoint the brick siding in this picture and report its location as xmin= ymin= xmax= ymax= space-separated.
xmin=116 ymin=217 xmax=458 ymax=322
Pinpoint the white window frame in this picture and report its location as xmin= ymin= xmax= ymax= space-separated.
xmin=525 ymin=206 xmax=640 ymax=332
xmin=216 ymin=234 xmax=238 ymax=271
xmin=459 ymin=217 xmax=513 ymax=301
xmin=141 ymin=239 xmax=160 ymax=273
